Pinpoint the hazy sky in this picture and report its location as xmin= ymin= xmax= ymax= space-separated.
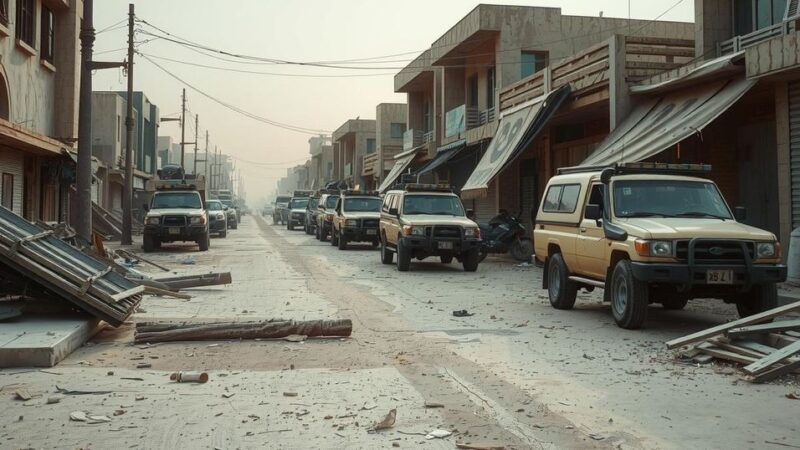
xmin=93 ymin=0 xmax=694 ymax=205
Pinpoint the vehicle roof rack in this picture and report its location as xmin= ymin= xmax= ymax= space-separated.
xmin=556 ymin=165 xmax=609 ymax=175
xmin=400 ymin=183 xmax=453 ymax=193
xmin=341 ymin=189 xmax=379 ymax=197
xmin=557 ymin=162 xmax=712 ymax=177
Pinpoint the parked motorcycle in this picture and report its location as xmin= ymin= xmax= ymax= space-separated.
xmin=478 ymin=211 xmax=533 ymax=262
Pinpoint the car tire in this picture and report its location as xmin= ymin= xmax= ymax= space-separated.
xmin=462 ymin=249 xmax=479 ymax=272
xmin=440 ymin=255 xmax=453 ymax=264
xmin=547 ymin=253 xmax=577 ymax=310
xmin=143 ymin=234 xmax=157 ymax=253
xmin=315 ymin=226 xmax=321 ymax=240
xmin=478 ymin=248 xmax=489 ymax=263
xmin=287 ymin=220 xmax=293 ymax=231
xmin=397 ymin=238 xmax=411 ymax=272
xmin=331 ymin=228 xmax=339 ymax=246
xmin=338 ymin=234 xmax=347 ymax=250
xmin=198 ymin=232 xmax=210 ymax=252
xmin=661 ymin=297 xmax=688 ymax=310
xmin=609 ymin=259 xmax=648 ymax=329
xmin=232 ymin=222 xmax=238 ymax=230
xmin=220 ymin=228 xmax=227 ymax=238
xmin=736 ymin=283 xmax=778 ymax=318
xmin=510 ymin=239 xmax=534 ymax=262
xmin=381 ymin=237 xmax=393 ymax=264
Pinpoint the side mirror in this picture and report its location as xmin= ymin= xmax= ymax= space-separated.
xmin=734 ymin=206 xmax=747 ymax=221
xmin=466 ymin=209 xmax=474 ymax=218
xmin=223 ymin=206 xmax=229 ymax=210
xmin=389 ymin=207 xmax=399 ymax=216
xmin=142 ymin=204 xmax=149 ymax=212
xmin=585 ymin=204 xmax=602 ymax=221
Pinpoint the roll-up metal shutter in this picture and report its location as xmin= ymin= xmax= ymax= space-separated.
xmin=470 ymin=179 xmax=498 ymax=224
xmin=788 ymin=81 xmax=800 ymax=229
xmin=0 ymin=149 xmax=25 ymax=215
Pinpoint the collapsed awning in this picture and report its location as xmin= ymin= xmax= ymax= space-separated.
xmin=461 ymin=85 xmax=570 ymax=199
xmin=415 ymin=139 xmax=466 ymax=176
xmin=377 ymin=147 xmax=420 ymax=193
xmin=630 ymin=51 xmax=745 ymax=95
xmin=582 ymin=77 xmax=755 ymax=167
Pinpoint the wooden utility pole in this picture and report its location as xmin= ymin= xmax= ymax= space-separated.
xmin=180 ymin=88 xmax=186 ymax=169
xmin=204 ymin=130 xmax=209 ymax=182
xmin=121 ymin=3 xmax=135 ymax=245
xmin=192 ymin=114 xmax=199 ymax=175
xmin=75 ymin=0 xmax=95 ymax=241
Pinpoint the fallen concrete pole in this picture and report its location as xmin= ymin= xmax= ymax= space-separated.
xmin=153 ymin=272 xmax=233 ymax=290
xmin=134 ymin=319 xmax=352 ymax=343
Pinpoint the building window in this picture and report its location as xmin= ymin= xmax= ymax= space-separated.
xmin=0 ymin=0 xmax=9 ymax=26
xmin=40 ymin=6 xmax=54 ymax=62
xmin=390 ymin=123 xmax=406 ymax=139
xmin=521 ymin=51 xmax=547 ymax=79
xmin=423 ymin=99 xmax=432 ymax=132
xmin=16 ymin=0 xmax=35 ymax=47
xmin=487 ymin=67 xmax=496 ymax=109
xmin=366 ymin=138 xmax=376 ymax=153
xmin=2 ymin=173 xmax=13 ymax=210
xmin=467 ymin=74 xmax=479 ymax=108
xmin=735 ymin=0 xmax=787 ymax=35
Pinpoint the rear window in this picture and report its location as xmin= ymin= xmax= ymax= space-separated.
xmin=325 ymin=195 xmax=339 ymax=208
xmin=542 ymin=184 xmax=581 ymax=213
xmin=276 ymin=196 xmax=291 ymax=203
xmin=344 ymin=197 xmax=381 ymax=212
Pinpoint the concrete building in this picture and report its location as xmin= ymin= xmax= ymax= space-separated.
xmin=390 ymin=4 xmax=695 ymax=223
xmin=156 ymin=136 xmax=172 ymax=169
xmin=115 ymin=91 xmax=160 ymax=175
xmin=91 ymin=92 xmax=136 ymax=213
xmin=308 ymin=134 xmax=332 ymax=188
xmin=0 ymin=0 xmax=81 ymax=223
xmin=370 ymin=103 xmax=407 ymax=187
xmin=332 ymin=119 xmax=376 ymax=189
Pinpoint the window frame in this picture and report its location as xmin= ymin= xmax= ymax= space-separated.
xmin=366 ymin=138 xmax=376 ymax=154
xmin=16 ymin=0 xmax=35 ymax=48
xmin=542 ymin=183 xmax=582 ymax=214
xmin=486 ymin=66 xmax=496 ymax=109
xmin=1 ymin=172 xmax=13 ymax=210
xmin=467 ymin=74 xmax=479 ymax=108
xmin=40 ymin=5 xmax=54 ymax=63
xmin=521 ymin=50 xmax=548 ymax=79
xmin=389 ymin=123 xmax=406 ymax=139
xmin=0 ymin=0 xmax=9 ymax=27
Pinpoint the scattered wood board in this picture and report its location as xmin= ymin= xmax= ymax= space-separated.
xmin=727 ymin=319 xmax=800 ymax=338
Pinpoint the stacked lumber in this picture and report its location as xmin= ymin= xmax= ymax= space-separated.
xmin=134 ymin=319 xmax=353 ymax=343
xmin=666 ymin=302 xmax=800 ymax=383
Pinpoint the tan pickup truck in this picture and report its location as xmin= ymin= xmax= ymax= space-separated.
xmin=534 ymin=163 xmax=786 ymax=329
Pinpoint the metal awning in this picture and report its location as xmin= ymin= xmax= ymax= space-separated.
xmin=461 ymin=85 xmax=570 ymax=199
xmin=582 ymin=77 xmax=755 ymax=167
xmin=377 ymin=146 xmax=423 ymax=193
xmin=415 ymin=140 xmax=466 ymax=176
xmin=630 ymin=51 xmax=746 ymax=95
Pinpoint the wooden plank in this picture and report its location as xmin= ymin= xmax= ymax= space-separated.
xmin=666 ymin=301 xmax=800 ymax=349
xmin=745 ymin=359 xmax=800 ymax=383
xmin=553 ymin=60 xmax=609 ymax=88
xmin=626 ymin=61 xmax=683 ymax=71
xmin=732 ymin=339 xmax=779 ymax=355
xmin=624 ymin=36 xmax=695 ymax=47
xmin=625 ymin=45 xmax=695 ymax=58
xmin=709 ymin=338 xmax=770 ymax=359
xmin=768 ymin=332 xmax=799 ymax=348
xmin=727 ymin=319 xmax=800 ymax=338
xmin=697 ymin=343 xmax=757 ymax=364
xmin=742 ymin=340 xmax=800 ymax=374
xmin=551 ymin=41 xmax=609 ymax=74
xmin=552 ymin=48 xmax=609 ymax=80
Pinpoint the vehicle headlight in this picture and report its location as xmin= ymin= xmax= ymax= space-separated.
xmin=189 ymin=215 xmax=206 ymax=225
xmin=216 ymin=213 xmax=224 ymax=220
xmin=464 ymin=227 xmax=480 ymax=239
xmin=345 ymin=219 xmax=358 ymax=227
xmin=402 ymin=225 xmax=425 ymax=236
xmin=634 ymin=240 xmax=672 ymax=257
xmin=756 ymin=242 xmax=777 ymax=259
xmin=325 ymin=214 xmax=333 ymax=222
xmin=145 ymin=216 xmax=160 ymax=225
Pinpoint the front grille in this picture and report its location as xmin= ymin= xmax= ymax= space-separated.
xmin=363 ymin=219 xmax=379 ymax=228
xmin=675 ymin=240 xmax=754 ymax=264
xmin=162 ymin=215 xmax=186 ymax=226
xmin=424 ymin=225 xmax=461 ymax=238
xmin=293 ymin=213 xmax=304 ymax=219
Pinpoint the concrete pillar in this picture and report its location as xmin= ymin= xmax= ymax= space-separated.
xmin=695 ymin=0 xmax=733 ymax=61
xmin=775 ymin=81 xmax=792 ymax=253
xmin=608 ymin=35 xmax=631 ymax=132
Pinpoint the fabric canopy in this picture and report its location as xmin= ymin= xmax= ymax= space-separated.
xmin=582 ymin=77 xmax=755 ymax=167
xmin=461 ymin=85 xmax=570 ymax=199
xmin=377 ymin=148 xmax=418 ymax=193
xmin=415 ymin=139 xmax=466 ymax=176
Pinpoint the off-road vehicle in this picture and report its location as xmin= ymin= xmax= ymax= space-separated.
xmin=206 ymin=199 xmax=228 ymax=238
xmin=304 ymin=196 xmax=320 ymax=235
xmin=142 ymin=175 xmax=210 ymax=253
xmin=273 ymin=195 xmax=291 ymax=225
xmin=330 ymin=190 xmax=382 ymax=250
xmin=379 ymin=184 xmax=482 ymax=272
xmin=316 ymin=191 xmax=340 ymax=241
xmin=534 ymin=162 xmax=787 ymax=329
xmin=286 ymin=196 xmax=309 ymax=231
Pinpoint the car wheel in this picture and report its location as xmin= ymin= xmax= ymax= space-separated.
xmin=609 ymin=259 xmax=648 ymax=329
xmin=338 ymin=234 xmax=347 ymax=250
xmin=736 ymin=283 xmax=778 ymax=317
xmin=381 ymin=237 xmax=393 ymax=264
xmin=510 ymin=239 xmax=533 ymax=262
xmin=315 ymin=226 xmax=321 ymax=240
xmin=397 ymin=238 xmax=411 ymax=272
xmin=232 ymin=222 xmax=238 ymax=230
xmin=478 ymin=247 xmax=488 ymax=263
xmin=330 ymin=228 xmax=339 ymax=246
xmin=287 ymin=220 xmax=293 ymax=231
xmin=220 ymin=228 xmax=227 ymax=238
xmin=198 ymin=232 xmax=210 ymax=251
xmin=547 ymin=253 xmax=577 ymax=310
xmin=143 ymin=234 xmax=157 ymax=253
xmin=661 ymin=297 xmax=688 ymax=310
xmin=462 ymin=249 xmax=479 ymax=272
xmin=440 ymin=255 xmax=453 ymax=264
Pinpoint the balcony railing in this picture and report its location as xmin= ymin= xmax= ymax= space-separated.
xmin=403 ymin=129 xmax=424 ymax=150
xmin=422 ymin=130 xmax=434 ymax=144
xmin=718 ymin=22 xmax=792 ymax=56
xmin=479 ymin=107 xmax=495 ymax=126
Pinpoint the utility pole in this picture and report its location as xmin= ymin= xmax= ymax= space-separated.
xmin=122 ymin=3 xmax=135 ymax=245
xmin=75 ymin=0 xmax=95 ymax=242
xmin=180 ymin=88 xmax=186 ymax=168
xmin=192 ymin=114 xmax=199 ymax=175
xmin=204 ymin=130 xmax=209 ymax=183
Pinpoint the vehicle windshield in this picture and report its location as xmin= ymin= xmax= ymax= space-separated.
xmin=152 ymin=192 xmax=202 ymax=210
xmin=308 ymin=198 xmax=319 ymax=209
xmin=325 ymin=196 xmax=339 ymax=209
xmin=276 ymin=196 xmax=291 ymax=204
xmin=289 ymin=198 xmax=309 ymax=209
xmin=344 ymin=197 xmax=381 ymax=212
xmin=613 ymin=180 xmax=732 ymax=219
xmin=403 ymin=195 xmax=465 ymax=216
xmin=207 ymin=201 xmax=223 ymax=211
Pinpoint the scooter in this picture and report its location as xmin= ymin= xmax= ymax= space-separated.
xmin=478 ymin=211 xmax=533 ymax=262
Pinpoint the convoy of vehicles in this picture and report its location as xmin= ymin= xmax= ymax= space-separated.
xmin=206 ymin=199 xmax=228 ymax=238
xmin=286 ymin=196 xmax=310 ymax=231
xmin=330 ymin=191 xmax=382 ymax=250
xmin=315 ymin=191 xmax=340 ymax=241
xmin=142 ymin=174 xmax=210 ymax=253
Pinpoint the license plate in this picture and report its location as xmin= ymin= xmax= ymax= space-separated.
xmin=706 ymin=270 xmax=733 ymax=284
xmin=438 ymin=241 xmax=454 ymax=250
xmin=366 ymin=229 xmax=377 ymax=235
xmin=169 ymin=227 xmax=181 ymax=235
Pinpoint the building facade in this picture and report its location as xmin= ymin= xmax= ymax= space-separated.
xmin=332 ymin=118 xmax=376 ymax=189
xmin=373 ymin=103 xmax=407 ymax=187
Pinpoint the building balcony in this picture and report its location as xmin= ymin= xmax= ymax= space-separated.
xmin=403 ymin=129 xmax=424 ymax=150
xmin=362 ymin=153 xmax=379 ymax=177
xmin=718 ymin=19 xmax=797 ymax=56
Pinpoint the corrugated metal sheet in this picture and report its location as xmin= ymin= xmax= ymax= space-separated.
xmin=470 ymin=179 xmax=498 ymax=224
xmin=0 ymin=149 xmax=24 ymax=216
xmin=788 ymin=81 xmax=800 ymax=229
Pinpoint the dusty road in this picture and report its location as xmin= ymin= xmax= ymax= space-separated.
xmin=1 ymin=215 xmax=799 ymax=449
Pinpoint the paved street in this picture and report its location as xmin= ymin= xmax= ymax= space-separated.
xmin=2 ymin=216 xmax=799 ymax=449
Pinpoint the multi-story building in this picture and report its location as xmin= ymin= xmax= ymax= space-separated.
xmin=332 ymin=119 xmax=376 ymax=189
xmin=115 ymin=91 xmax=160 ymax=175
xmin=0 ymin=0 xmax=81 ymax=223
xmin=370 ymin=103 xmax=406 ymax=187
xmin=308 ymin=134 xmax=332 ymax=188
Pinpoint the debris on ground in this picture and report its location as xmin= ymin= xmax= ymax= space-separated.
xmin=134 ymin=319 xmax=353 ymax=343
xmin=425 ymin=429 xmax=452 ymax=439
xmin=170 ymin=371 xmax=209 ymax=383
xmin=452 ymin=310 xmax=474 ymax=317
xmin=368 ymin=408 xmax=396 ymax=432
xmin=455 ymin=444 xmax=507 ymax=450
xmin=69 ymin=411 xmax=112 ymax=424
xmin=667 ymin=302 xmax=800 ymax=383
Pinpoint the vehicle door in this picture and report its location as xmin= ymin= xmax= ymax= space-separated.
xmin=576 ymin=183 xmax=608 ymax=279
xmin=334 ymin=197 xmax=344 ymax=232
